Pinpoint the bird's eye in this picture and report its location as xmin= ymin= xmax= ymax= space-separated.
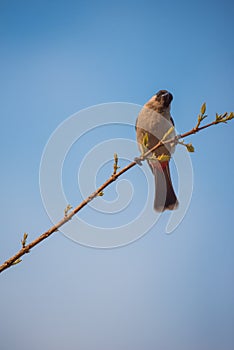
xmin=155 ymin=90 xmax=167 ymax=99
xmin=156 ymin=90 xmax=169 ymax=100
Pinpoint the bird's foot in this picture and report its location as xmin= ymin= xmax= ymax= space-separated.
xmin=134 ymin=157 xmax=143 ymax=166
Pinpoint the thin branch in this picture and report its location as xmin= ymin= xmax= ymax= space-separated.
xmin=0 ymin=110 xmax=233 ymax=274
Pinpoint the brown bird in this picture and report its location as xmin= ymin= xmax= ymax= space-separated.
xmin=136 ymin=90 xmax=178 ymax=212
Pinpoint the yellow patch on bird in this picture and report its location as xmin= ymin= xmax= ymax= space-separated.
xmin=157 ymin=154 xmax=171 ymax=162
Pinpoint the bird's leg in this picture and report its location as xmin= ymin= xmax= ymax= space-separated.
xmin=134 ymin=157 xmax=143 ymax=166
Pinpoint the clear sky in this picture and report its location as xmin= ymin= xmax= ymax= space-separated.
xmin=0 ymin=0 xmax=233 ymax=349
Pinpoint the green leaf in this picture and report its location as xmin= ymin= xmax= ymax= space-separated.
xmin=200 ymin=102 xmax=206 ymax=115
xmin=222 ymin=112 xmax=228 ymax=118
xmin=12 ymin=258 xmax=22 ymax=265
xmin=215 ymin=112 xmax=229 ymax=123
xmin=186 ymin=143 xmax=195 ymax=152
xmin=140 ymin=133 xmax=149 ymax=155
xmin=227 ymin=112 xmax=234 ymax=120
xmin=142 ymin=133 xmax=148 ymax=147
xmin=161 ymin=126 xmax=174 ymax=141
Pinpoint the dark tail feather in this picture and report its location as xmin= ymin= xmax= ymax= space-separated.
xmin=154 ymin=164 xmax=178 ymax=212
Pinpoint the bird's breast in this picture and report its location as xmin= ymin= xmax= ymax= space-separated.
xmin=136 ymin=108 xmax=175 ymax=155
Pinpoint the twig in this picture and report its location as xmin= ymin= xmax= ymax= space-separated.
xmin=0 ymin=108 xmax=233 ymax=274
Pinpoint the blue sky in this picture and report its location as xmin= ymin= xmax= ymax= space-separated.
xmin=0 ymin=0 xmax=233 ymax=349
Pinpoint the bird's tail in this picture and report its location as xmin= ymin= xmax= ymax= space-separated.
xmin=151 ymin=161 xmax=178 ymax=212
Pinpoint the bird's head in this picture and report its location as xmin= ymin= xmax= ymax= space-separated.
xmin=146 ymin=90 xmax=173 ymax=113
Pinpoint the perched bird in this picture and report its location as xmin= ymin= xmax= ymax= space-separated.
xmin=136 ymin=90 xmax=178 ymax=212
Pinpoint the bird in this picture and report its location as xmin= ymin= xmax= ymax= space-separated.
xmin=135 ymin=90 xmax=178 ymax=212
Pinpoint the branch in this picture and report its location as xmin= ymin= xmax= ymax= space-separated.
xmin=0 ymin=107 xmax=233 ymax=274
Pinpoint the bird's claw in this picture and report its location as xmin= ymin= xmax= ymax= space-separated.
xmin=134 ymin=157 xmax=143 ymax=166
